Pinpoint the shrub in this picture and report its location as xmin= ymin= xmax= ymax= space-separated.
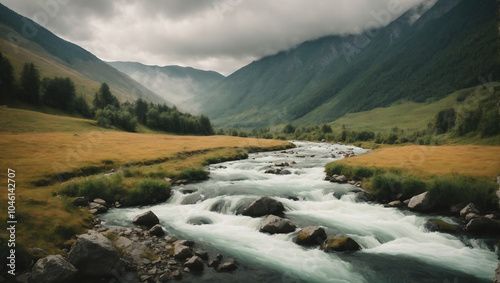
xmin=325 ymin=162 xmax=349 ymax=177
xmin=368 ymin=173 xmax=402 ymax=201
xmin=54 ymin=181 xmax=79 ymax=197
xmin=178 ymin=167 xmax=209 ymax=181
xmin=427 ymin=176 xmax=498 ymax=210
xmin=352 ymin=166 xmax=374 ymax=180
xmin=127 ymin=178 xmax=171 ymax=206
xmin=401 ymin=176 xmax=427 ymax=199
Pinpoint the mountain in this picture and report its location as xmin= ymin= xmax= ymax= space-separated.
xmin=200 ymin=0 xmax=499 ymax=128
xmin=0 ymin=4 xmax=167 ymax=104
xmin=107 ymin=62 xmax=224 ymax=113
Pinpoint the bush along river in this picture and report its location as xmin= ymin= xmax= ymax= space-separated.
xmin=101 ymin=141 xmax=498 ymax=283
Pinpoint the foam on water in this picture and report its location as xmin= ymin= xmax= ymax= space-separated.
xmin=102 ymin=141 xmax=496 ymax=282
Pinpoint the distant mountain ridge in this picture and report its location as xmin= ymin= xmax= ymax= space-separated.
xmin=107 ymin=62 xmax=224 ymax=114
xmin=0 ymin=3 xmax=167 ymax=104
xmin=200 ymin=0 xmax=499 ymax=128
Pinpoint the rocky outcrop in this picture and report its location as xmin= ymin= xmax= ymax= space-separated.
xmin=28 ymin=255 xmax=77 ymax=283
xmin=242 ymin=197 xmax=285 ymax=217
xmin=259 ymin=215 xmax=297 ymax=234
xmin=321 ymin=237 xmax=361 ymax=253
xmin=407 ymin=192 xmax=436 ymax=212
xmin=294 ymin=226 xmax=327 ymax=246
xmin=133 ymin=210 xmax=160 ymax=227
xmin=67 ymin=230 xmax=124 ymax=277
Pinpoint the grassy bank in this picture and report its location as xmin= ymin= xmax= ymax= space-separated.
xmin=326 ymin=145 xmax=500 ymax=212
xmin=0 ymin=107 xmax=292 ymax=258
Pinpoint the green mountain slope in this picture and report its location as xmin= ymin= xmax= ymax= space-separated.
xmin=201 ymin=0 xmax=499 ymax=128
xmin=0 ymin=4 xmax=167 ymax=104
xmin=107 ymin=61 xmax=224 ymax=114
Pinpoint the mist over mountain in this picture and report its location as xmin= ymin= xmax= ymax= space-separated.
xmin=107 ymin=62 xmax=224 ymax=114
xmin=0 ymin=3 xmax=167 ymax=104
xmin=199 ymin=0 xmax=499 ymax=128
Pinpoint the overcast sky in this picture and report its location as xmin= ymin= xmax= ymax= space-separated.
xmin=1 ymin=0 xmax=433 ymax=75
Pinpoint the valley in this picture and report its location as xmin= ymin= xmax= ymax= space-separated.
xmin=0 ymin=0 xmax=499 ymax=281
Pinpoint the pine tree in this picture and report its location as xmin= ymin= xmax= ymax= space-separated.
xmin=20 ymin=63 xmax=40 ymax=104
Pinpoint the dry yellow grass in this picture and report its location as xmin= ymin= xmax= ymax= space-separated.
xmin=340 ymin=145 xmax=500 ymax=178
xmin=0 ymin=108 xmax=290 ymax=254
xmin=0 ymin=131 xmax=287 ymax=186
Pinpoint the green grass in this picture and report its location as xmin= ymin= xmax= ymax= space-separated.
xmin=327 ymin=89 xmax=470 ymax=133
xmin=326 ymin=162 xmax=499 ymax=211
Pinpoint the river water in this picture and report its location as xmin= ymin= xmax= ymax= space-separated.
xmin=102 ymin=141 xmax=497 ymax=282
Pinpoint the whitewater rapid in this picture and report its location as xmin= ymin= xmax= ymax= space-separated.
xmin=102 ymin=141 xmax=497 ymax=282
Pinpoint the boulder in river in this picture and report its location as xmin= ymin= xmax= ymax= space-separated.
xmin=465 ymin=217 xmax=500 ymax=234
xmin=294 ymin=226 xmax=327 ymax=246
xmin=184 ymin=256 xmax=204 ymax=272
xmin=321 ymin=237 xmax=361 ymax=253
xmin=407 ymin=192 xmax=436 ymax=212
xmin=217 ymin=258 xmax=238 ymax=272
xmin=67 ymin=230 xmax=124 ymax=277
xmin=424 ymin=219 xmax=459 ymax=234
xmin=133 ymin=210 xmax=160 ymax=227
xmin=29 ymin=255 xmax=77 ymax=283
xmin=148 ymin=224 xmax=165 ymax=236
xmin=242 ymin=197 xmax=285 ymax=217
xmin=174 ymin=244 xmax=193 ymax=260
xmin=259 ymin=215 xmax=297 ymax=234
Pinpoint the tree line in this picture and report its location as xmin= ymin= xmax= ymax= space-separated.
xmin=0 ymin=53 xmax=214 ymax=135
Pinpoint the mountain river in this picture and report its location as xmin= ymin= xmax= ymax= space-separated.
xmin=102 ymin=141 xmax=497 ymax=282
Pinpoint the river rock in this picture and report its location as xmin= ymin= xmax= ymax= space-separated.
xmin=194 ymin=250 xmax=209 ymax=260
xmin=242 ymin=197 xmax=285 ymax=217
xmin=73 ymin=197 xmax=87 ymax=207
xmin=187 ymin=216 xmax=213 ymax=225
xmin=114 ymin=236 xmax=146 ymax=264
xmin=280 ymin=169 xmax=292 ymax=175
xmin=133 ymin=210 xmax=160 ymax=227
xmin=28 ymin=255 xmax=77 ymax=283
xmin=217 ymin=258 xmax=238 ymax=272
xmin=460 ymin=203 xmax=480 ymax=217
xmin=465 ymin=213 xmax=480 ymax=222
xmin=93 ymin=198 xmax=107 ymax=206
xmin=494 ymin=262 xmax=500 ymax=283
xmin=264 ymin=168 xmax=278 ymax=174
xmin=332 ymin=175 xmax=347 ymax=183
xmin=407 ymin=192 xmax=436 ymax=212
xmin=294 ymin=226 xmax=327 ymax=246
xmin=321 ymin=237 xmax=361 ymax=253
xmin=174 ymin=244 xmax=193 ymax=260
xmin=387 ymin=200 xmax=402 ymax=208
xmin=68 ymin=230 xmax=124 ymax=277
xmin=174 ymin=240 xmax=195 ymax=247
xmin=184 ymin=256 xmax=204 ymax=272
xmin=89 ymin=202 xmax=108 ymax=214
xmin=259 ymin=215 xmax=297 ymax=234
xmin=149 ymin=224 xmax=165 ymax=236
xmin=465 ymin=217 xmax=500 ymax=234
xmin=425 ymin=219 xmax=459 ymax=234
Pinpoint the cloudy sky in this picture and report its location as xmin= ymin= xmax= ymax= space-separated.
xmin=1 ymin=0 xmax=432 ymax=75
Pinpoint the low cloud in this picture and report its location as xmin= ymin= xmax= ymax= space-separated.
xmin=2 ymin=0 xmax=431 ymax=75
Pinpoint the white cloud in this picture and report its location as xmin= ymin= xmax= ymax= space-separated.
xmin=1 ymin=0 xmax=431 ymax=75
